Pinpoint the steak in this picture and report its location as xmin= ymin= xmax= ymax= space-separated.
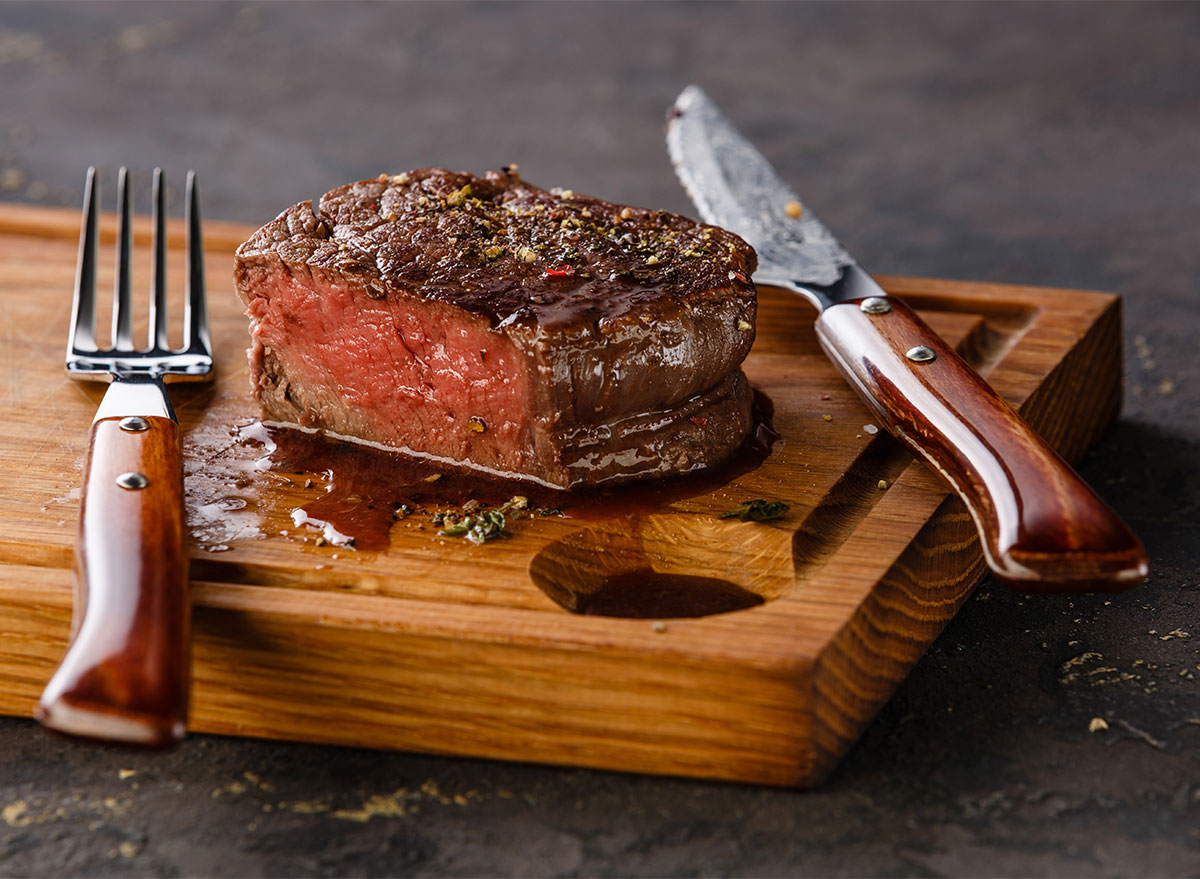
xmin=234 ymin=168 xmax=757 ymax=488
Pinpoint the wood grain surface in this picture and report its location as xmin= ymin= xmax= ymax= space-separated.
xmin=0 ymin=205 xmax=1126 ymax=786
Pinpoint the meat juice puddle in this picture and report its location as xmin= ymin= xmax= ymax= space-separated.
xmin=224 ymin=393 xmax=778 ymax=618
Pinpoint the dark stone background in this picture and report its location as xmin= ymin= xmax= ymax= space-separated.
xmin=1 ymin=2 xmax=1198 ymax=876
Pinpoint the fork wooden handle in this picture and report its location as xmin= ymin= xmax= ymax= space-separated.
xmin=36 ymin=413 xmax=189 ymax=745
xmin=815 ymin=295 xmax=1148 ymax=591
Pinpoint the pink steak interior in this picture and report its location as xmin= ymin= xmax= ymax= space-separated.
xmin=247 ymin=272 xmax=541 ymax=478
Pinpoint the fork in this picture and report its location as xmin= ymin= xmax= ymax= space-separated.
xmin=36 ymin=166 xmax=213 ymax=746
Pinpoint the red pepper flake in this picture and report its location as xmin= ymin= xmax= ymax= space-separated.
xmin=691 ymin=416 xmax=708 ymax=427
xmin=732 ymin=271 xmax=747 ymax=282
xmin=819 ymin=393 xmax=831 ymax=401
xmin=546 ymin=265 xmax=575 ymax=278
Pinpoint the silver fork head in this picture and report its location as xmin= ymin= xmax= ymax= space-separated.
xmin=66 ymin=167 xmax=214 ymax=383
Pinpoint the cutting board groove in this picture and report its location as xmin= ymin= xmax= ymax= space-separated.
xmin=0 ymin=204 xmax=1124 ymax=786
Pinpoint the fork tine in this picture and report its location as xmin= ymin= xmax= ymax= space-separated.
xmin=183 ymin=170 xmax=210 ymax=356
xmin=67 ymin=167 xmax=98 ymax=355
xmin=148 ymin=167 xmax=169 ymax=352
xmin=111 ymin=166 xmax=134 ymax=351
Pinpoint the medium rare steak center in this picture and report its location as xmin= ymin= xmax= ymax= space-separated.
xmin=233 ymin=167 xmax=758 ymax=488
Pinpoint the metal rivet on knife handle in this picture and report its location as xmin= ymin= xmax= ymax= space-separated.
xmin=905 ymin=346 xmax=937 ymax=364
xmin=860 ymin=297 xmax=891 ymax=315
xmin=116 ymin=471 xmax=149 ymax=490
xmin=119 ymin=416 xmax=149 ymax=432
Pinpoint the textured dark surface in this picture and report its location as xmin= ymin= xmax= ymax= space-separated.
xmin=1 ymin=2 xmax=1198 ymax=876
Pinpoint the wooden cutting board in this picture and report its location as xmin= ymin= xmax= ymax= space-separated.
xmin=0 ymin=203 xmax=1124 ymax=786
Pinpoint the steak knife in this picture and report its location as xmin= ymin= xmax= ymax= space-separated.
xmin=667 ymin=85 xmax=1147 ymax=591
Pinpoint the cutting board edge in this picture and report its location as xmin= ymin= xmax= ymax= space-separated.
xmin=0 ymin=564 xmax=821 ymax=787
xmin=804 ymin=287 xmax=1126 ymax=784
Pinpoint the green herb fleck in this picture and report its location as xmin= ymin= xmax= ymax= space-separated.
xmin=439 ymin=510 xmax=507 ymax=544
xmin=437 ymin=496 xmax=528 ymax=545
xmin=718 ymin=499 xmax=790 ymax=523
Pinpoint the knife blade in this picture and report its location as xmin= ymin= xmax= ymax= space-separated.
xmin=667 ymin=85 xmax=1147 ymax=591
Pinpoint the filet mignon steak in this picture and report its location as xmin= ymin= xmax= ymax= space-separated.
xmin=234 ymin=168 xmax=757 ymax=488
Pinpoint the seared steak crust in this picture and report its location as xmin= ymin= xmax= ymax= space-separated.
xmin=234 ymin=168 xmax=758 ymax=488
xmin=243 ymin=168 xmax=756 ymax=327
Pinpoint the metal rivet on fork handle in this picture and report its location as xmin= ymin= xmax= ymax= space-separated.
xmin=116 ymin=471 xmax=149 ymax=490
xmin=906 ymin=346 xmax=937 ymax=363
xmin=119 ymin=416 xmax=149 ymax=432
xmin=860 ymin=297 xmax=891 ymax=315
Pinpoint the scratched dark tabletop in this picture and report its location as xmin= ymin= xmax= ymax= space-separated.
xmin=2 ymin=2 xmax=1199 ymax=877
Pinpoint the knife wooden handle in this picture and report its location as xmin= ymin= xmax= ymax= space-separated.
xmin=815 ymin=295 xmax=1148 ymax=591
xmin=36 ymin=414 xmax=189 ymax=745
